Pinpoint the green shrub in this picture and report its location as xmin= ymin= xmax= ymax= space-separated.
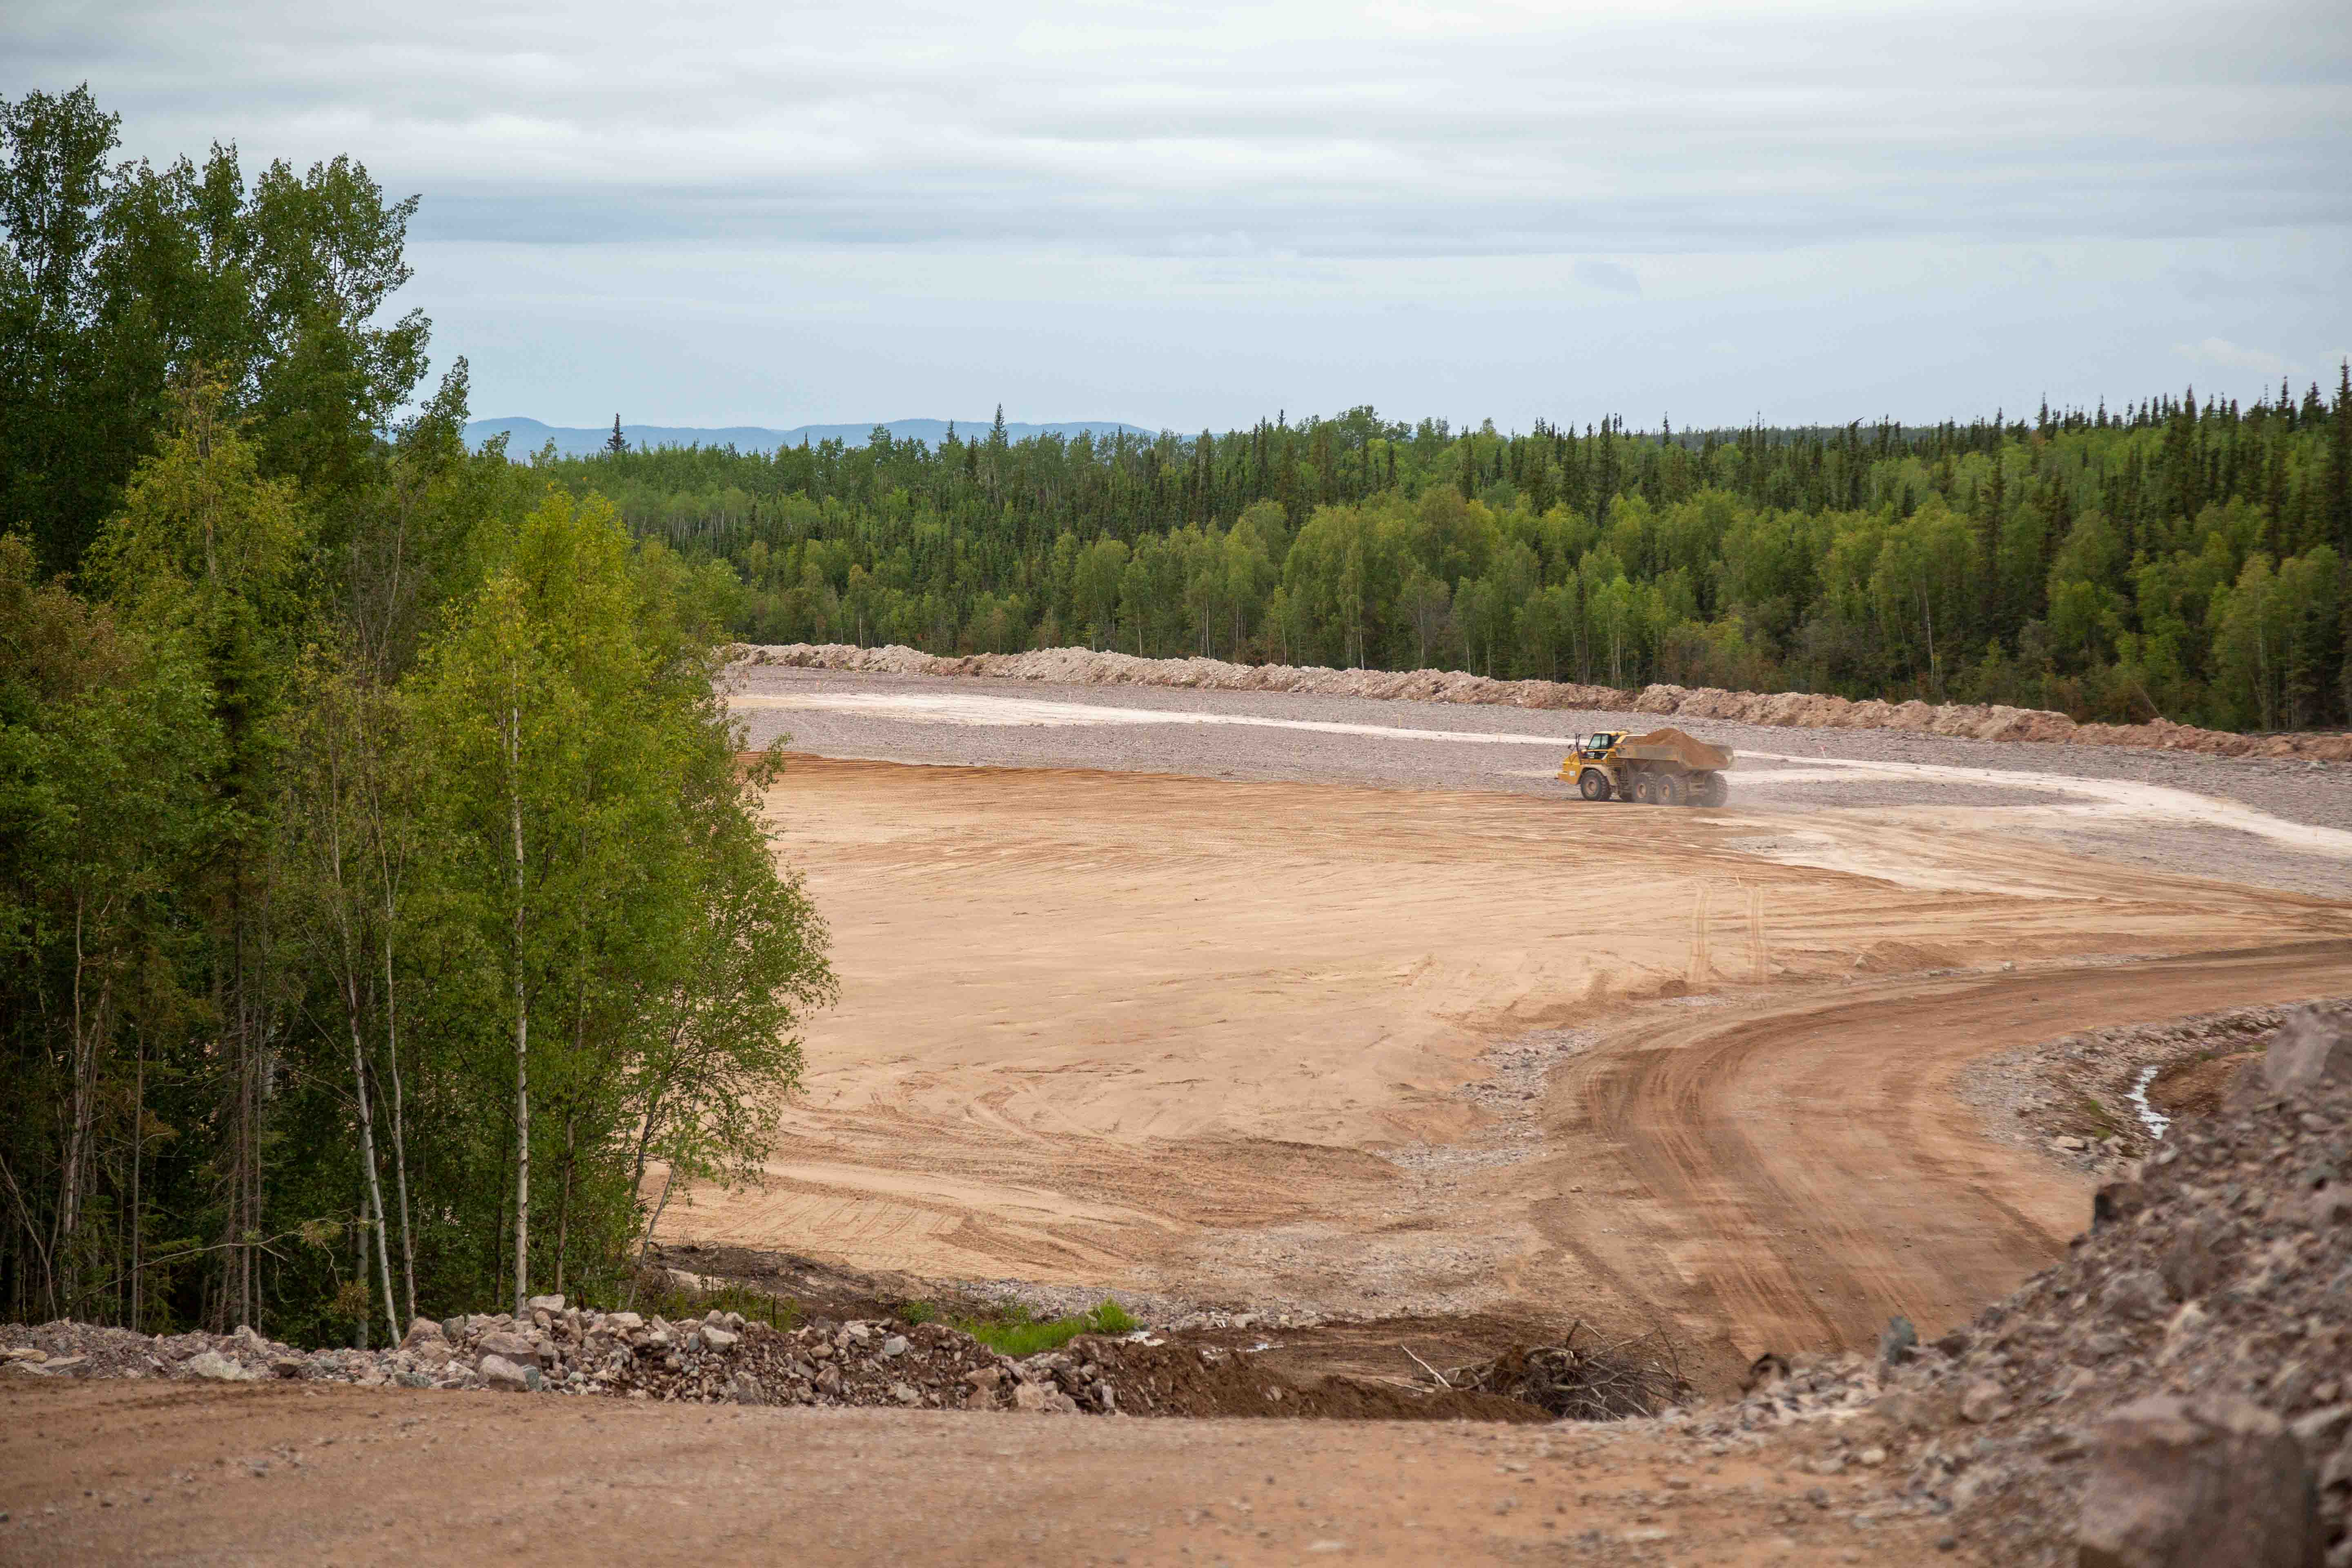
xmin=956 ymin=1298 xmax=1138 ymax=1356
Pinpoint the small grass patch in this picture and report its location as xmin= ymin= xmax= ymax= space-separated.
xmin=956 ymin=1298 xmax=1138 ymax=1357
xmin=2061 ymin=1094 xmax=2126 ymax=1141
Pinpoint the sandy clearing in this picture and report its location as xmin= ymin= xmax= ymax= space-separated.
xmin=656 ymin=754 xmax=2352 ymax=1387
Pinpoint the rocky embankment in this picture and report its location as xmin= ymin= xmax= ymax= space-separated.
xmin=3 ymin=1305 xmax=1118 ymax=1414
xmin=739 ymin=641 xmax=2352 ymax=762
xmin=1680 ymin=1003 xmax=2352 ymax=1567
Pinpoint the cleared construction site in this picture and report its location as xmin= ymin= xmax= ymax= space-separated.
xmin=12 ymin=653 xmax=2352 ymax=1567
xmin=690 ymin=659 xmax=2352 ymax=1374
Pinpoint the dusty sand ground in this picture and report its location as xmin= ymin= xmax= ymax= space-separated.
xmin=0 ymin=1378 xmax=1965 ymax=1567
xmin=648 ymin=667 xmax=2352 ymax=1395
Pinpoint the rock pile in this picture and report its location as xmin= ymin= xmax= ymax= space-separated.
xmin=737 ymin=642 xmax=2352 ymax=762
xmin=2 ymin=1298 xmax=1115 ymax=1414
xmin=1682 ymin=1003 xmax=2352 ymax=1566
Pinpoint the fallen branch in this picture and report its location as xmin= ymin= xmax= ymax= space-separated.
xmin=1440 ymin=1323 xmax=1690 ymax=1421
xmin=1401 ymin=1343 xmax=1450 ymax=1387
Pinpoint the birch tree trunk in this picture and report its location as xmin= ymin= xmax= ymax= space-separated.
xmin=383 ymin=922 xmax=416 ymax=1325
xmin=345 ymin=988 xmax=399 ymax=1345
xmin=324 ymin=721 xmax=401 ymax=1344
xmin=507 ymin=682 xmax=530 ymax=1316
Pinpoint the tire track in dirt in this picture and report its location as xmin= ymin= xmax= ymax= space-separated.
xmin=1559 ymin=939 xmax=2352 ymax=1361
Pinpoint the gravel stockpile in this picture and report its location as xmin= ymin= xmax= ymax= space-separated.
xmin=741 ymin=642 xmax=2352 ymax=763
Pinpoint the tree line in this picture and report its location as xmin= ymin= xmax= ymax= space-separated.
xmin=2 ymin=87 xmax=832 ymax=1342
xmin=546 ymin=378 xmax=2352 ymax=733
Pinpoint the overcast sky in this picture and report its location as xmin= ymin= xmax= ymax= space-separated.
xmin=9 ymin=0 xmax=2349 ymax=431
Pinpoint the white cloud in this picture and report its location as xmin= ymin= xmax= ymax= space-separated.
xmin=8 ymin=0 xmax=2348 ymax=425
xmin=11 ymin=0 xmax=2350 ymax=256
xmin=2174 ymin=337 xmax=2293 ymax=376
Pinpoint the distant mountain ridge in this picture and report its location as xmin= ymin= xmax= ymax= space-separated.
xmin=467 ymin=416 xmax=1153 ymax=456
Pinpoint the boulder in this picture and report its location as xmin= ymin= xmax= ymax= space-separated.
xmin=2076 ymin=1394 xmax=2320 ymax=1568
xmin=2264 ymin=1008 xmax=2352 ymax=1097
xmin=1959 ymin=1379 xmax=2011 ymax=1424
xmin=2100 ymin=1270 xmax=2169 ymax=1321
xmin=184 ymin=1350 xmax=262 ymax=1383
xmin=479 ymin=1354 xmax=536 ymax=1393
xmin=400 ymin=1317 xmax=445 ymax=1350
xmin=2092 ymin=1181 xmax=2146 ymax=1231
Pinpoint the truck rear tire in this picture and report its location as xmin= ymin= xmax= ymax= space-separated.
xmin=1628 ymin=772 xmax=1653 ymax=804
xmin=1655 ymin=772 xmax=1686 ymax=807
xmin=1579 ymin=768 xmax=1613 ymax=802
xmin=1692 ymin=772 xmax=1728 ymax=807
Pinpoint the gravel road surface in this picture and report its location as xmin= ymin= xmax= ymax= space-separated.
xmin=730 ymin=665 xmax=2352 ymax=895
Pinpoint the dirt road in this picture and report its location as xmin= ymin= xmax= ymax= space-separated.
xmin=0 ymin=1377 xmax=1963 ymax=1567
xmin=1556 ymin=939 xmax=2352 ymax=1368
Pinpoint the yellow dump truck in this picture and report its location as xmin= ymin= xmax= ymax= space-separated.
xmin=1560 ymin=727 xmax=1732 ymax=806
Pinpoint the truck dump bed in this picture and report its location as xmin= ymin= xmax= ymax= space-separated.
xmin=1616 ymin=728 xmax=1734 ymax=771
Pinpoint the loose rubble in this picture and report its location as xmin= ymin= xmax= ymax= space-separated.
xmin=1678 ymin=1002 xmax=2352 ymax=1566
xmin=737 ymin=642 xmax=2352 ymax=762
xmin=1 ymin=1301 xmax=1117 ymax=1415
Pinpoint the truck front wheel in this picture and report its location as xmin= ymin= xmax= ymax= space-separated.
xmin=1579 ymin=768 xmax=1613 ymax=802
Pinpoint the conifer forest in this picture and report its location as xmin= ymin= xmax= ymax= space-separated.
xmin=561 ymin=379 xmax=2351 ymax=735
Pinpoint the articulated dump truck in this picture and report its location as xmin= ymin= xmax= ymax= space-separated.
xmin=1559 ymin=727 xmax=1733 ymax=807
